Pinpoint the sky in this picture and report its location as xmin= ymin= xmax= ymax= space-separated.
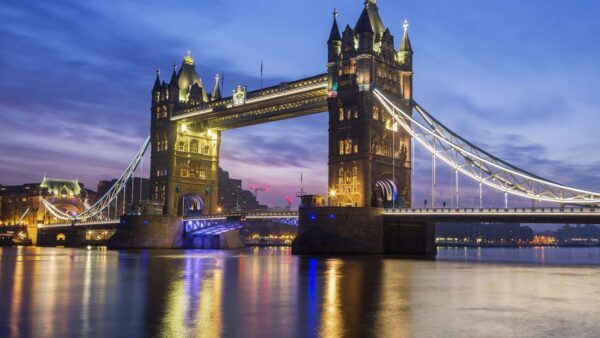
xmin=1 ymin=0 xmax=600 ymax=214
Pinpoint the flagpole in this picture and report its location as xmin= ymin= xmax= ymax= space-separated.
xmin=260 ymin=60 xmax=263 ymax=89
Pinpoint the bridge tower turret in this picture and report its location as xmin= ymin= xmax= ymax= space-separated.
xmin=327 ymin=9 xmax=342 ymax=96
xmin=327 ymin=0 xmax=412 ymax=208
xmin=399 ymin=20 xmax=413 ymax=101
xmin=152 ymin=68 xmax=161 ymax=105
xmin=168 ymin=63 xmax=179 ymax=104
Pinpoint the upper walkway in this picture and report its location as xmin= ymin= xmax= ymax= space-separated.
xmin=171 ymin=74 xmax=328 ymax=130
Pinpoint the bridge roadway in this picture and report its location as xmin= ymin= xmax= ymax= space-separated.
xmin=40 ymin=206 xmax=600 ymax=231
xmin=37 ymin=219 xmax=121 ymax=231
xmin=384 ymin=207 xmax=600 ymax=224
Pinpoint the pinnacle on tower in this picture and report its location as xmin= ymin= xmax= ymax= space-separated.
xmin=212 ymin=73 xmax=222 ymax=101
xmin=355 ymin=0 xmax=385 ymax=37
xmin=169 ymin=62 xmax=179 ymax=89
xmin=400 ymin=19 xmax=412 ymax=52
xmin=184 ymin=50 xmax=194 ymax=65
xmin=355 ymin=7 xmax=374 ymax=33
xmin=328 ymin=9 xmax=342 ymax=42
xmin=152 ymin=67 xmax=161 ymax=92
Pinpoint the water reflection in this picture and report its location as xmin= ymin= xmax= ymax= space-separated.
xmin=320 ymin=259 xmax=343 ymax=337
xmin=1 ymin=247 xmax=600 ymax=337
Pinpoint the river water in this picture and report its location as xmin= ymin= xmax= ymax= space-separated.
xmin=1 ymin=246 xmax=599 ymax=338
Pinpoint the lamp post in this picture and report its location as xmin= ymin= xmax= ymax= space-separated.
xmin=329 ymin=190 xmax=337 ymax=207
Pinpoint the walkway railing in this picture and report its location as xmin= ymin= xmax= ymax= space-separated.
xmin=384 ymin=207 xmax=600 ymax=215
xmin=187 ymin=211 xmax=298 ymax=221
xmin=38 ymin=219 xmax=121 ymax=228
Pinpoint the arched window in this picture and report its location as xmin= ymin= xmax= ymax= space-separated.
xmin=190 ymin=139 xmax=199 ymax=153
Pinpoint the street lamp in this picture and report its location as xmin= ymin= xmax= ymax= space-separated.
xmin=329 ymin=189 xmax=337 ymax=206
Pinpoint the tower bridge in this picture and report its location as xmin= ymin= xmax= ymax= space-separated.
xmin=25 ymin=0 xmax=600 ymax=254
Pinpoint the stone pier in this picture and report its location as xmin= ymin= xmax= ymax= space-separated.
xmin=292 ymin=207 xmax=436 ymax=256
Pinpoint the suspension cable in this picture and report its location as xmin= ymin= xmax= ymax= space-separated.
xmin=374 ymin=89 xmax=600 ymax=205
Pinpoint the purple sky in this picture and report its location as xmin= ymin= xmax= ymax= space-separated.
xmin=1 ymin=0 xmax=600 ymax=214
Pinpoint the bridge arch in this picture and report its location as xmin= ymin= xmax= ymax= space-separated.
xmin=373 ymin=179 xmax=398 ymax=208
xmin=177 ymin=193 xmax=204 ymax=217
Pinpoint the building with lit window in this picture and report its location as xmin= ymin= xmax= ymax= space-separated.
xmin=0 ymin=178 xmax=96 ymax=226
xmin=436 ymin=222 xmax=533 ymax=246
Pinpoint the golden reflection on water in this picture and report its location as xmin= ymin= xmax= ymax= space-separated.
xmin=320 ymin=259 xmax=344 ymax=338
xmin=9 ymin=247 xmax=23 ymax=337
xmin=160 ymin=278 xmax=187 ymax=337
xmin=81 ymin=249 xmax=92 ymax=336
xmin=196 ymin=267 xmax=223 ymax=338
xmin=376 ymin=260 xmax=411 ymax=338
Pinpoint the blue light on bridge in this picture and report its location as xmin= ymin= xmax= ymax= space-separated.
xmin=310 ymin=214 xmax=316 ymax=222
xmin=329 ymin=213 xmax=335 ymax=220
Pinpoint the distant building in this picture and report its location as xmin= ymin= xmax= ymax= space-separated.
xmin=0 ymin=178 xmax=96 ymax=226
xmin=218 ymin=168 xmax=266 ymax=212
xmin=555 ymin=225 xmax=600 ymax=246
xmin=436 ymin=222 xmax=533 ymax=246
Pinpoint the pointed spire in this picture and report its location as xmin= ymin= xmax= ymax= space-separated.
xmin=328 ymin=9 xmax=341 ymax=42
xmin=152 ymin=67 xmax=161 ymax=92
xmin=400 ymin=19 xmax=412 ymax=52
xmin=169 ymin=62 xmax=179 ymax=89
xmin=212 ymin=73 xmax=222 ymax=101
xmin=355 ymin=6 xmax=374 ymax=33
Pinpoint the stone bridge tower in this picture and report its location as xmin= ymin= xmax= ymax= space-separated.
xmin=327 ymin=0 xmax=413 ymax=208
xmin=150 ymin=52 xmax=221 ymax=216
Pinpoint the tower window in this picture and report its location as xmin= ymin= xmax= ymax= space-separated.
xmin=190 ymin=140 xmax=199 ymax=153
xmin=339 ymin=139 xmax=359 ymax=155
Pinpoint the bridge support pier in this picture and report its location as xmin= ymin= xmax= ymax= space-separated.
xmin=108 ymin=215 xmax=185 ymax=249
xmin=292 ymin=207 xmax=436 ymax=256
xmin=26 ymin=224 xmax=38 ymax=246
xmin=37 ymin=228 xmax=87 ymax=247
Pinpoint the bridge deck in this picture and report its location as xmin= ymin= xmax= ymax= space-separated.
xmin=38 ymin=219 xmax=121 ymax=231
xmin=384 ymin=208 xmax=600 ymax=224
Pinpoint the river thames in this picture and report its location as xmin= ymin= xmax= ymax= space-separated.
xmin=1 ymin=247 xmax=599 ymax=338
